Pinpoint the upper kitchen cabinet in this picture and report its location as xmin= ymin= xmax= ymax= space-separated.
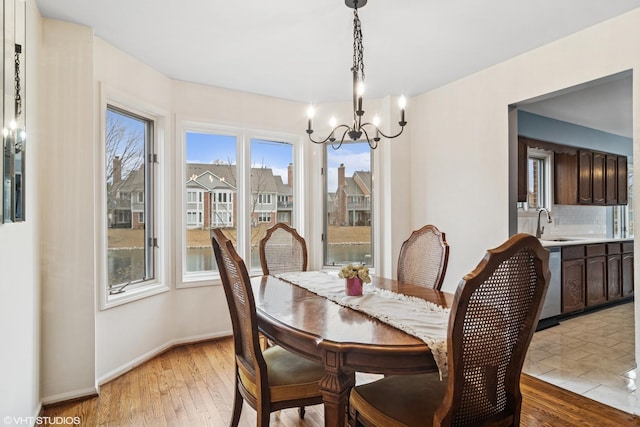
xmin=578 ymin=150 xmax=593 ymax=204
xmin=591 ymin=151 xmax=606 ymax=204
xmin=554 ymin=147 xmax=628 ymax=206
xmin=605 ymin=154 xmax=618 ymax=204
xmin=617 ymin=156 xmax=628 ymax=204
xmin=517 ymin=138 xmax=528 ymax=203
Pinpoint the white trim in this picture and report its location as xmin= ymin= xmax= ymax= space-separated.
xmin=177 ymin=120 xmax=243 ymax=287
xmin=41 ymin=332 xmax=232 ymax=405
xmin=176 ymin=120 xmax=304 ymax=286
xmin=41 ymin=386 xmax=99 ymax=406
xmin=527 ymin=147 xmax=553 ymax=210
xmin=96 ymin=331 xmax=232 ymax=386
xmin=96 ymin=82 xmax=170 ymax=310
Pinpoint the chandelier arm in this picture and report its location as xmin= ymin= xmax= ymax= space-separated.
xmin=360 ymin=127 xmax=378 ymax=150
xmin=330 ymin=128 xmax=352 ymax=150
xmin=307 ymin=124 xmax=352 ymax=144
xmin=362 ymin=122 xmax=406 ymax=140
xmin=307 ymin=132 xmax=332 ymax=144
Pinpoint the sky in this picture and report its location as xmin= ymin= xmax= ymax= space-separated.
xmin=186 ymin=131 xmax=371 ymax=191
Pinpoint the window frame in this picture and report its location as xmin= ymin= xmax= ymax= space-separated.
xmin=323 ymin=141 xmax=374 ymax=268
xmin=177 ymin=121 xmax=304 ymax=287
xmin=527 ymin=148 xmax=552 ymax=211
xmin=98 ymin=85 xmax=169 ymax=310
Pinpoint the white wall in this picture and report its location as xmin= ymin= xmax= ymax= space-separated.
xmin=0 ymin=0 xmax=41 ymax=419
xmin=410 ymin=9 xmax=640 ymax=294
xmin=39 ymin=19 xmax=97 ymax=402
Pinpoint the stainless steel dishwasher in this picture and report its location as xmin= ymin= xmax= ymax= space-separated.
xmin=538 ymin=246 xmax=561 ymax=330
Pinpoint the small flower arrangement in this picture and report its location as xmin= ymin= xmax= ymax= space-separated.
xmin=338 ymin=264 xmax=371 ymax=283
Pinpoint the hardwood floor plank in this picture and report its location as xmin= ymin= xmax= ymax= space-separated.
xmin=41 ymin=337 xmax=640 ymax=426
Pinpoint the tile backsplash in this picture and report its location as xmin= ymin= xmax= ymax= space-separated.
xmin=518 ymin=204 xmax=610 ymax=239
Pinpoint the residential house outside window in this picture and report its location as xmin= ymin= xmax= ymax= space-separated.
xmin=185 ymin=131 xmax=238 ymax=276
xmin=183 ymin=129 xmax=297 ymax=281
xmin=325 ymin=142 xmax=373 ymax=267
xmin=249 ymin=138 xmax=293 ymax=272
xmin=105 ymin=105 xmax=156 ymax=295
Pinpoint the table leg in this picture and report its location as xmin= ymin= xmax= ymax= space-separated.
xmin=319 ymin=351 xmax=355 ymax=427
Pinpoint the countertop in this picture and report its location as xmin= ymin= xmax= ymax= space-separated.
xmin=539 ymin=236 xmax=633 ymax=248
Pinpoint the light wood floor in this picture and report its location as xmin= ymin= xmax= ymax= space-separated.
xmin=42 ymin=337 xmax=640 ymax=426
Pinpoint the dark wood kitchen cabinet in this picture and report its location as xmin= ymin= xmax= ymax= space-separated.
xmin=517 ymin=138 xmax=527 ymax=202
xmin=607 ymin=243 xmax=622 ymax=301
xmin=605 ymin=155 xmax=618 ymax=204
xmin=578 ymin=150 xmax=593 ymax=204
xmin=622 ymin=242 xmax=634 ymax=297
xmin=591 ymin=152 xmax=606 ymax=204
xmin=554 ymin=147 xmax=628 ymax=206
xmin=561 ymin=245 xmax=585 ymax=313
xmin=555 ymin=152 xmax=578 ymax=205
xmin=561 ymin=241 xmax=633 ymax=315
xmin=617 ymin=156 xmax=628 ymax=204
xmin=585 ymin=244 xmax=606 ymax=307
xmin=562 ymin=258 xmax=585 ymax=313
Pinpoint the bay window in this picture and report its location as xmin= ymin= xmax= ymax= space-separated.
xmin=181 ymin=125 xmax=298 ymax=284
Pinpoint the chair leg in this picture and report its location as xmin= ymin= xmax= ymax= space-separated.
xmin=230 ymin=387 xmax=243 ymax=427
xmin=257 ymin=408 xmax=271 ymax=427
xmin=298 ymin=406 xmax=306 ymax=419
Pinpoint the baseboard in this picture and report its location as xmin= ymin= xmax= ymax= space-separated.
xmin=40 ymin=331 xmax=232 ymax=408
xmin=96 ymin=330 xmax=232 ymax=386
xmin=41 ymin=386 xmax=99 ymax=406
xmin=536 ymin=316 xmax=560 ymax=331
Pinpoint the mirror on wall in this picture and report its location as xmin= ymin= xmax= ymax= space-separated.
xmin=2 ymin=0 xmax=26 ymax=223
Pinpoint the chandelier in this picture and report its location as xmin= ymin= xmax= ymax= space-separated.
xmin=306 ymin=0 xmax=407 ymax=149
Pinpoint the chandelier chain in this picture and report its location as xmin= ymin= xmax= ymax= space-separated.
xmin=352 ymin=8 xmax=364 ymax=82
xmin=306 ymin=1 xmax=406 ymax=149
xmin=14 ymin=44 xmax=22 ymax=119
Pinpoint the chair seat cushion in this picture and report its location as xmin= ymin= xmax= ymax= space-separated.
xmin=262 ymin=345 xmax=325 ymax=402
xmin=350 ymin=373 xmax=447 ymax=427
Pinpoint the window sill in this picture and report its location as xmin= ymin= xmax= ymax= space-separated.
xmin=101 ymin=282 xmax=170 ymax=310
xmin=178 ymin=272 xmax=221 ymax=289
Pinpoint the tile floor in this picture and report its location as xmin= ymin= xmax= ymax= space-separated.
xmin=524 ymin=302 xmax=638 ymax=415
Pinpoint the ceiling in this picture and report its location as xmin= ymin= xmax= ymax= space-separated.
xmin=519 ymin=73 xmax=633 ymax=138
xmin=35 ymin=0 xmax=640 ymax=135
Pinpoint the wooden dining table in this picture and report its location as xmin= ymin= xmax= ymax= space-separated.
xmin=251 ymin=274 xmax=455 ymax=427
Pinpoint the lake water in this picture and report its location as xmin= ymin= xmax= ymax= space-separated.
xmin=108 ymin=244 xmax=372 ymax=285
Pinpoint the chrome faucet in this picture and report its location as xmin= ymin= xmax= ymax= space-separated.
xmin=536 ymin=208 xmax=552 ymax=239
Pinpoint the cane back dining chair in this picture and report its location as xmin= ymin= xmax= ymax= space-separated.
xmin=259 ymin=222 xmax=308 ymax=275
xmin=211 ymin=228 xmax=325 ymax=426
xmin=349 ymin=233 xmax=550 ymax=427
xmin=397 ymin=224 xmax=450 ymax=290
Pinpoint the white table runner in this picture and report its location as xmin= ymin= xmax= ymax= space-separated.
xmin=275 ymin=271 xmax=450 ymax=378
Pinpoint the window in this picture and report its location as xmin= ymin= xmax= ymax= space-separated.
xmin=527 ymin=149 xmax=551 ymax=210
xmin=614 ymin=160 xmax=634 ymax=238
xmin=182 ymin=128 xmax=297 ymax=282
xmin=105 ymin=105 xmax=156 ymax=295
xmin=258 ymin=194 xmax=272 ymax=204
xmin=249 ymin=138 xmax=294 ymax=271
xmin=258 ymin=213 xmax=271 ymax=223
xmin=184 ymin=131 xmax=238 ymax=277
xmin=324 ymin=142 xmax=373 ymax=267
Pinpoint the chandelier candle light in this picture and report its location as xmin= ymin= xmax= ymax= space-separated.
xmin=306 ymin=0 xmax=407 ymax=149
